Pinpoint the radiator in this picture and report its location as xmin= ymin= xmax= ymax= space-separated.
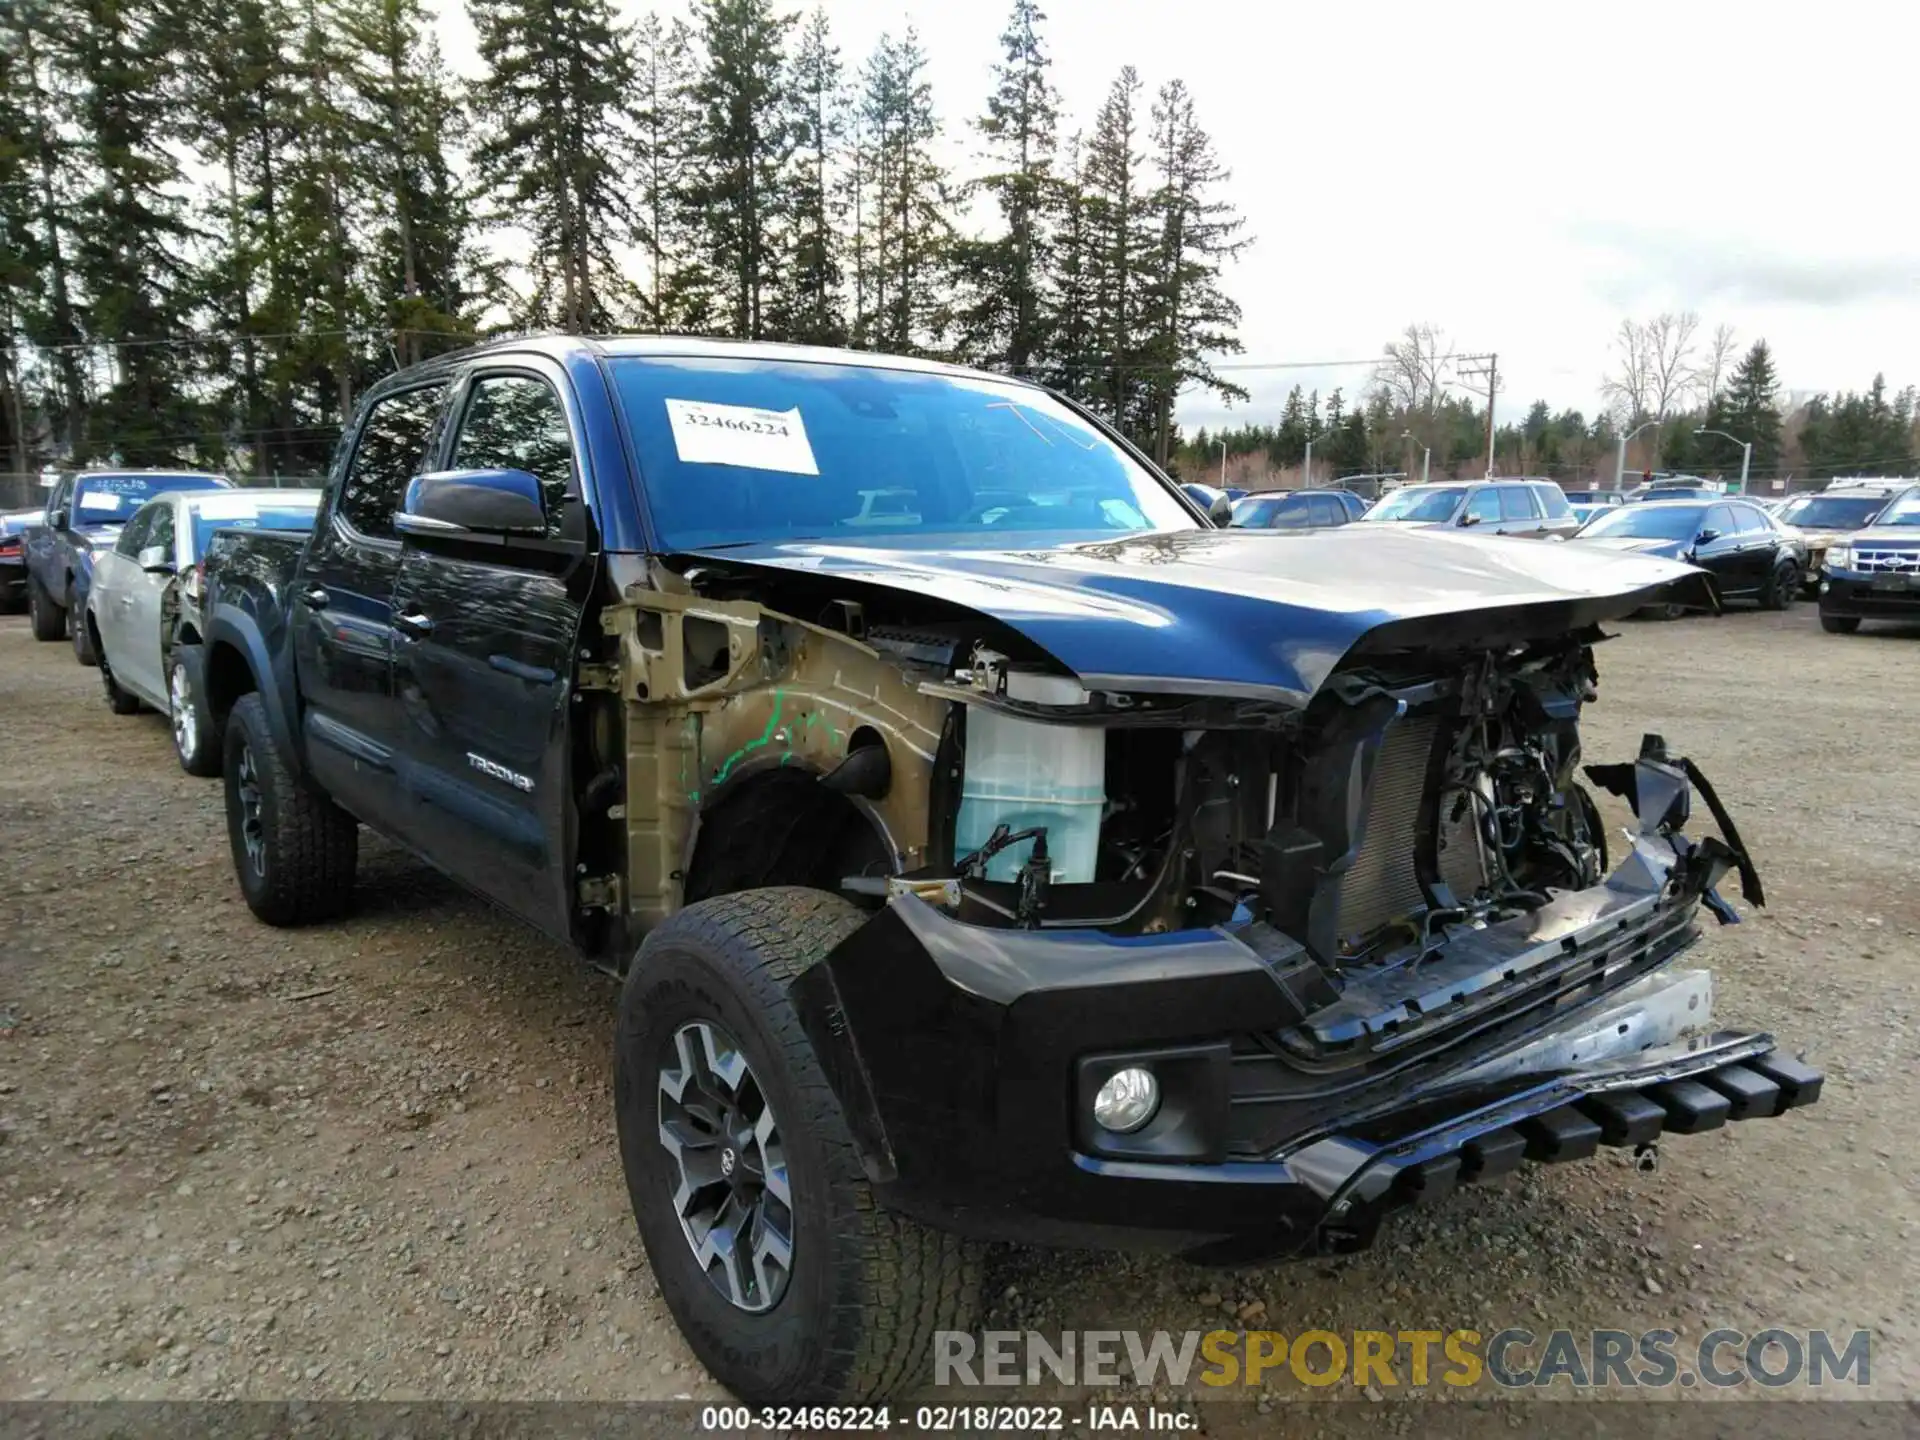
xmin=1332 ymin=714 xmax=1438 ymax=942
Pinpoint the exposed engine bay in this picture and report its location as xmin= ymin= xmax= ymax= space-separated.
xmin=871 ymin=626 xmax=1618 ymax=983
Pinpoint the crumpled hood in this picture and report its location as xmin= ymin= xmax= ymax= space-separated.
xmin=687 ymin=527 xmax=1708 ymax=705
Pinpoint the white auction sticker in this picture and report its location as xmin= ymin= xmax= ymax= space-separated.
xmin=664 ymin=398 xmax=819 ymax=476
xmin=79 ymin=492 xmax=124 ymax=512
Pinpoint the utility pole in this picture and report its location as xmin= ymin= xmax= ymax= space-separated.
xmin=1456 ymin=352 xmax=1498 ymax=477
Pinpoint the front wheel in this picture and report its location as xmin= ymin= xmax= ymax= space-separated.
xmin=170 ymin=653 xmax=221 ymax=776
xmin=27 ymin=576 xmax=65 ymax=641
xmin=1820 ymin=614 xmax=1861 ymax=635
xmin=222 ymin=692 xmax=358 ymax=925
xmin=1761 ymin=560 xmax=1799 ymax=610
xmin=615 ymin=888 xmax=981 ymax=1404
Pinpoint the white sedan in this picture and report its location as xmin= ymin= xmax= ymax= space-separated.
xmin=87 ymin=488 xmax=321 ymax=773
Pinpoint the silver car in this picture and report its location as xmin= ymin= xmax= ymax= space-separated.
xmin=1360 ymin=479 xmax=1582 ymax=539
xmin=86 ymin=488 xmax=321 ymax=773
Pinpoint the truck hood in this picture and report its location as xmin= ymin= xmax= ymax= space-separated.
xmin=1843 ymin=525 xmax=1920 ymax=548
xmin=685 ymin=527 xmax=1709 ymax=705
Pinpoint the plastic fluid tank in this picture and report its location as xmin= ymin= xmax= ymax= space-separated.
xmin=953 ymin=683 xmax=1106 ymax=884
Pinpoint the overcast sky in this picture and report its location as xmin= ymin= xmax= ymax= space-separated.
xmin=429 ymin=0 xmax=1920 ymax=430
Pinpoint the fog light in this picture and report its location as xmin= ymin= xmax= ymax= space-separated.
xmin=1092 ymin=1067 xmax=1159 ymax=1133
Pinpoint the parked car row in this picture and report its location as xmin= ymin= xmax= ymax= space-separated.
xmin=18 ymin=470 xmax=323 ymax=770
xmin=1193 ymin=472 xmax=1919 ymax=634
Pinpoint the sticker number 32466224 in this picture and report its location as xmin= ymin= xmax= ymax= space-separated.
xmin=664 ymin=398 xmax=820 ymax=476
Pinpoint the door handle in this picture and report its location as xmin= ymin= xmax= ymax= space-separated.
xmin=302 ymin=587 xmax=330 ymax=610
xmin=394 ymin=611 xmax=435 ymax=639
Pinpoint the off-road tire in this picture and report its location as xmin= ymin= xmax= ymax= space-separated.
xmin=615 ymin=887 xmax=981 ymax=1404
xmin=171 ymin=652 xmax=221 ymax=776
xmin=222 ymin=692 xmax=358 ymax=925
xmin=98 ymin=638 xmax=141 ymax=715
xmin=1820 ymin=614 xmax=1861 ymax=635
xmin=28 ymin=576 xmax=65 ymax=641
xmin=1761 ymin=560 xmax=1798 ymax=610
xmin=71 ymin=604 xmax=98 ymax=666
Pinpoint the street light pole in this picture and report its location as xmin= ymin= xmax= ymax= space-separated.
xmin=1694 ymin=427 xmax=1753 ymax=492
xmin=1613 ymin=418 xmax=1662 ymax=491
xmin=1218 ymin=438 xmax=1227 ymax=488
xmin=1303 ymin=435 xmax=1316 ymax=489
xmin=1400 ymin=430 xmax=1430 ymax=485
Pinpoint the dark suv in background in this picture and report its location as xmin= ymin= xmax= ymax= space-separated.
xmin=1360 ymin=478 xmax=1580 ymax=538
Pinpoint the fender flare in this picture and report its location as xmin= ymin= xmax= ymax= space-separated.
xmin=204 ymin=607 xmax=303 ymax=776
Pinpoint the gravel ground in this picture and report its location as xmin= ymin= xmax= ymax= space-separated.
xmin=2 ymin=604 xmax=1916 ymax=1417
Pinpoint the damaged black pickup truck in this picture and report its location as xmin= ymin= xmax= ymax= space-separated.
xmin=198 ymin=336 xmax=1820 ymax=1405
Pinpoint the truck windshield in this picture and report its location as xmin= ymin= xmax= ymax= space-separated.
xmin=72 ymin=472 xmax=228 ymax=523
xmin=1362 ymin=485 xmax=1465 ymax=523
xmin=605 ymin=356 xmax=1196 ymax=550
xmin=1876 ymin=495 xmax=1920 ymax=527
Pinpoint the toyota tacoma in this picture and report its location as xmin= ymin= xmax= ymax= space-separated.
xmin=196 ymin=335 xmax=1821 ymax=1405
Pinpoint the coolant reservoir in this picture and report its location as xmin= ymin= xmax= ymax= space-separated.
xmin=953 ymin=672 xmax=1106 ymax=883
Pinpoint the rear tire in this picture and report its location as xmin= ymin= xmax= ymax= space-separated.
xmin=28 ymin=576 xmax=65 ymax=641
xmin=222 ymin=692 xmax=358 ymax=925
xmin=170 ymin=652 xmax=221 ymax=776
xmin=615 ymin=887 xmax=981 ymax=1404
xmin=98 ymin=639 xmax=141 ymax=715
xmin=1820 ymin=614 xmax=1861 ymax=635
xmin=71 ymin=605 xmax=98 ymax=666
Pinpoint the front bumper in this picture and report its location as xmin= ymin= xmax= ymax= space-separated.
xmin=791 ymin=742 xmax=1819 ymax=1262
xmin=1821 ymin=573 xmax=1920 ymax=620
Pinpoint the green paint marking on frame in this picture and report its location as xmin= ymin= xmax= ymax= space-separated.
xmin=709 ymin=690 xmax=786 ymax=789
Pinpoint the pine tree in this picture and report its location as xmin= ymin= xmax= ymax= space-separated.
xmin=65 ymin=0 xmax=206 ymax=464
xmin=632 ymin=14 xmax=709 ymax=331
xmin=1 ymin=5 xmax=50 ymax=469
xmin=7 ymin=4 xmax=89 ymax=459
xmin=860 ymin=28 xmax=949 ymax=355
xmin=341 ymin=0 xmax=489 ymax=368
xmin=951 ymin=0 xmax=1058 ymax=373
xmin=781 ymin=7 xmax=845 ymax=345
xmin=1040 ymin=130 xmax=1090 ymax=397
xmin=1080 ymin=67 xmax=1154 ymax=439
xmin=1713 ymin=340 xmax=1784 ymax=475
xmin=688 ymin=0 xmax=796 ymax=341
xmin=179 ymin=0 xmax=295 ymax=471
xmin=1139 ymin=78 xmax=1246 ymax=465
xmin=471 ymin=0 xmax=639 ymax=331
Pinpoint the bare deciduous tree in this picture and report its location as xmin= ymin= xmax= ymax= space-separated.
xmin=1601 ymin=311 xmax=1701 ymax=422
xmin=1700 ymin=322 xmax=1738 ymax=403
xmin=1372 ymin=322 xmax=1453 ymax=413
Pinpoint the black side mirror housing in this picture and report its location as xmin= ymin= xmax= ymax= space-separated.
xmin=397 ymin=468 xmax=547 ymax=539
xmin=1695 ymin=528 xmax=1720 ymax=546
xmin=49 ymin=507 xmax=67 ymax=529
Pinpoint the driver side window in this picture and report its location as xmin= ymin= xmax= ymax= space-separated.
xmin=1465 ymin=489 xmax=1502 ymax=523
xmin=1703 ymin=505 xmax=1736 ymax=538
xmin=114 ymin=504 xmax=157 ymax=558
xmin=147 ymin=504 xmax=176 ymax=561
xmin=450 ymin=374 xmax=576 ymax=537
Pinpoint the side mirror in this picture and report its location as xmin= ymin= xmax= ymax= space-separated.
xmin=49 ymin=507 xmax=68 ymax=529
xmin=1695 ymin=528 xmax=1720 ymax=546
xmin=1207 ymin=494 xmax=1234 ymax=526
xmin=138 ymin=545 xmax=174 ymax=574
xmin=1458 ymin=511 xmax=1481 ymax=527
xmin=397 ymin=468 xmax=547 ymax=538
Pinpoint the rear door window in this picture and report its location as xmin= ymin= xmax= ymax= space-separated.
xmin=1533 ymin=484 xmax=1572 ymax=518
xmin=1499 ymin=486 xmax=1540 ymax=520
xmin=338 ymin=384 xmax=448 ymax=539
